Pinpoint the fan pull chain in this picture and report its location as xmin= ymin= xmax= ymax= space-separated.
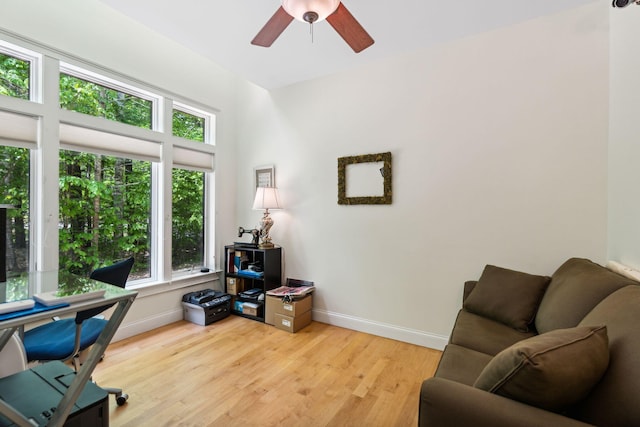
xmin=302 ymin=11 xmax=318 ymax=44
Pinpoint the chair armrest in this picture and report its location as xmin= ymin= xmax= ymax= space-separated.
xmin=462 ymin=280 xmax=477 ymax=303
xmin=419 ymin=377 xmax=594 ymax=427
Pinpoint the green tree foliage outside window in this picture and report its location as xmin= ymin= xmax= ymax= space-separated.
xmin=0 ymin=147 xmax=29 ymax=277
xmin=173 ymin=109 xmax=204 ymax=142
xmin=60 ymin=74 xmax=152 ymax=129
xmin=59 ymin=150 xmax=151 ymax=277
xmin=0 ymin=53 xmax=29 ymax=100
xmin=172 ymin=169 xmax=204 ymax=271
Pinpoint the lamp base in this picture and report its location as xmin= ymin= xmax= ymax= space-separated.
xmin=258 ymin=210 xmax=275 ymax=249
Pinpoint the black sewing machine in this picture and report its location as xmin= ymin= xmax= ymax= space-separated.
xmin=236 ymin=226 xmax=259 ymax=248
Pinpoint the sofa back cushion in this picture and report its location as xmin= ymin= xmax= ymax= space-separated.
xmin=574 ymin=285 xmax=640 ymax=426
xmin=535 ymin=258 xmax=636 ymax=334
xmin=463 ymin=265 xmax=550 ymax=332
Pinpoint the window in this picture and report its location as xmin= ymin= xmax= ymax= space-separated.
xmin=173 ymin=108 xmax=205 ymax=142
xmin=0 ymin=52 xmax=30 ymax=100
xmin=60 ymin=73 xmax=153 ymax=129
xmin=172 ymin=169 xmax=204 ymax=272
xmin=171 ymin=104 xmax=214 ymax=171
xmin=58 ymin=68 xmax=159 ymax=279
xmin=0 ymin=37 xmax=216 ymax=286
xmin=58 ymin=150 xmax=151 ymax=278
xmin=0 ymin=146 xmax=29 ymax=277
xmin=171 ymin=105 xmax=209 ymax=273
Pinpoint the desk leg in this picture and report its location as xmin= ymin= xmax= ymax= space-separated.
xmin=0 ymin=327 xmax=35 ymax=426
xmin=0 ymin=327 xmax=18 ymax=351
xmin=47 ymin=296 xmax=135 ymax=427
xmin=0 ymin=399 xmax=36 ymax=426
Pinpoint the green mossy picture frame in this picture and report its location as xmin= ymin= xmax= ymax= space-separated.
xmin=338 ymin=152 xmax=392 ymax=205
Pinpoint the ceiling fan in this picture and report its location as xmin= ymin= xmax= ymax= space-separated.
xmin=251 ymin=0 xmax=374 ymax=53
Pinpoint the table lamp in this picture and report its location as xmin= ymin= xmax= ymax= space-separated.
xmin=253 ymin=187 xmax=282 ymax=248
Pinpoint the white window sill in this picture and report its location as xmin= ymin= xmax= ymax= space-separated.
xmin=127 ymin=270 xmax=222 ymax=299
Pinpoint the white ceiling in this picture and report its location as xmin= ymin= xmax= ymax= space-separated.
xmin=99 ymin=0 xmax=597 ymax=90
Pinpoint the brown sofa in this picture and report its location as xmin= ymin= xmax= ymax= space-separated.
xmin=419 ymin=258 xmax=640 ymax=427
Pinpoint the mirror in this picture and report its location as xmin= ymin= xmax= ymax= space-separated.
xmin=338 ymin=152 xmax=392 ymax=205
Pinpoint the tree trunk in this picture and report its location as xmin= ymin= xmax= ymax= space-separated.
xmin=93 ymin=156 xmax=102 ymax=255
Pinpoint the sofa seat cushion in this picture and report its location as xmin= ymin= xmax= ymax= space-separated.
xmin=450 ymin=310 xmax=536 ymax=356
xmin=464 ymin=265 xmax=550 ymax=332
xmin=535 ymin=258 xmax=636 ymax=334
xmin=473 ymin=325 xmax=609 ymax=412
xmin=434 ymin=344 xmax=494 ymax=386
xmin=574 ymin=285 xmax=640 ymax=426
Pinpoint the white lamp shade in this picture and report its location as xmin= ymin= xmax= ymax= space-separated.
xmin=253 ymin=187 xmax=282 ymax=210
xmin=282 ymin=0 xmax=341 ymax=22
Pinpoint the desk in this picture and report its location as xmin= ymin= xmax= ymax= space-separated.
xmin=0 ymin=271 xmax=137 ymax=427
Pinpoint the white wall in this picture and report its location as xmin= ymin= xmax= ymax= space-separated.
xmin=235 ymin=2 xmax=610 ymax=348
xmin=608 ymin=7 xmax=640 ymax=269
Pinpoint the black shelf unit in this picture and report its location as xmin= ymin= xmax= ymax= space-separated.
xmin=224 ymin=245 xmax=282 ymax=322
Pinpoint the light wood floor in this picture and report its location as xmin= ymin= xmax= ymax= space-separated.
xmin=93 ymin=316 xmax=441 ymax=427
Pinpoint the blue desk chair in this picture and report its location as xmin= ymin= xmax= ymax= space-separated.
xmin=23 ymin=257 xmax=134 ymax=406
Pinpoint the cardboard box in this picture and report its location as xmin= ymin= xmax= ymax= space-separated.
xmin=226 ymin=277 xmax=244 ymax=295
xmin=265 ymin=296 xmax=276 ymax=325
xmin=242 ymin=302 xmax=260 ymax=317
xmin=274 ymin=310 xmax=312 ymax=333
xmin=265 ymin=294 xmax=312 ymax=326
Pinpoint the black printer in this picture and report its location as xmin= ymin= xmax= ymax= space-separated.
xmin=182 ymin=289 xmax=231 ymax=325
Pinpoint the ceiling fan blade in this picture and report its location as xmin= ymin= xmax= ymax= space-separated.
xmin=251 ymin=6 xmax=294 ymax=47
xmin=326 ymin=3 xmax=374 ymax=53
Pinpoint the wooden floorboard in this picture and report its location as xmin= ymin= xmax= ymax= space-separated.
xmin=93 ymin=316 xmax=441 ymax=427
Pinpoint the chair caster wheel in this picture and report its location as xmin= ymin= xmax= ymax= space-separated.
xmin=116 ymin=393 xmax=129 ymax=406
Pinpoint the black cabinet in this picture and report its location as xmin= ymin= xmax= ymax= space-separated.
xmin=224 ymin=245 xmax=282 ymax=322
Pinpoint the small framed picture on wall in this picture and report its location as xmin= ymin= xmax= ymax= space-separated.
xmin=254 ymin=165 xmax=275 ymax=188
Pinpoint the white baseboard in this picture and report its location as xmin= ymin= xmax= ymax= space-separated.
xmin=112 ymin=308 xmax=184 ymax=342
xmin=311 ymin=309 xmax=449 ymax=351
xmin=111 ymin=307 xmax=449 ymax=351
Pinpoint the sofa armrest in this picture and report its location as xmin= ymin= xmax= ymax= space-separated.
xmin=463 ymin=280 xmax=477 ymax=303
xmin=419 ymin=377 xmax=594 ymax=427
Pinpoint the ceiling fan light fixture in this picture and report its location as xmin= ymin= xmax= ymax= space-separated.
xmin=282 ymin=0 xmax=341 ymax=23
xmin=612 ymin=0 xmax=640 ymax=6
xmin=252 ymin=0 xmax=374 ymax=53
